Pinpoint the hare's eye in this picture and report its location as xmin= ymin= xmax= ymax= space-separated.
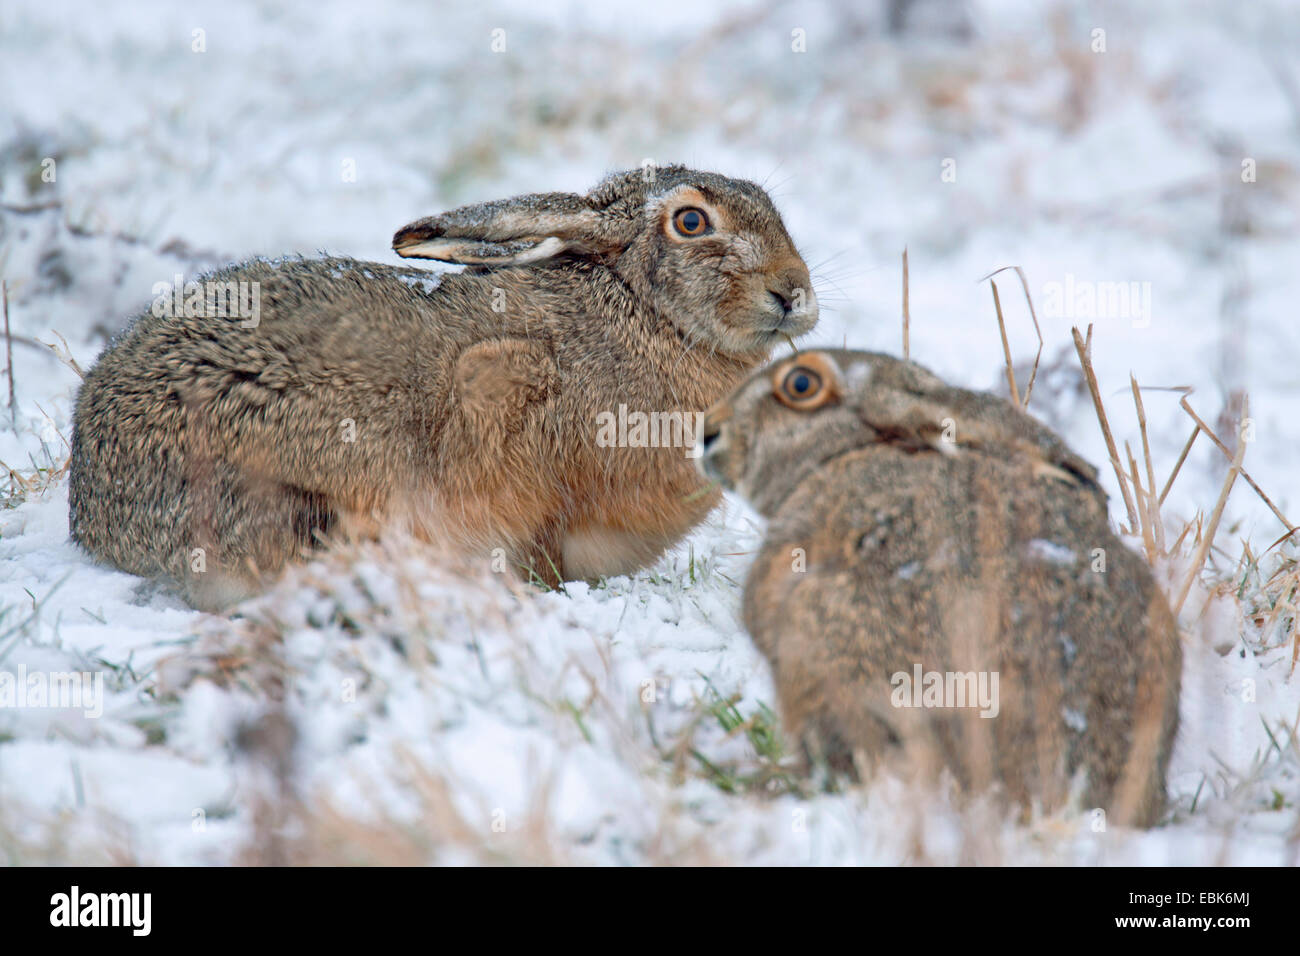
xmin=672 ymin=208 xmax=710 ymax=237
xmin=778 ymin=366 xmax=823 ymax=407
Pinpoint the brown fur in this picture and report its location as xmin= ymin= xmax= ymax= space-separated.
xmin=699 ymin=349 xmax=1181 ymax=827
xmin=69 ymin=167 xmax=817 ymax=609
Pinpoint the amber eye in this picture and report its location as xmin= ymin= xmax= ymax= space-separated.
xmin=672 ymin=207 xmax=710 ymax=237
xmin=772 ymin=354 xmax=840 ymax=410
xmin=780 ymin=366 xmax=822 ymax=405
xmin=774 ymin=364 xmax=837 ymax=408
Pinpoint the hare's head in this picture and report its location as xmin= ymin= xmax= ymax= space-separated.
xmin=698 ymin=350 xmax=883 ymax=514
xmin=698 ymin=349 xmax=1099 ymax=516
xmin=392 ymin=166 xmax=818 ymax=353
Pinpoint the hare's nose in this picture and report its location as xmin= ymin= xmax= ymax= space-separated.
xmin=768 ymin=289 xmax=795 ymax=314
xmin=701 ymin=422 xmax=721 ymax=452
xmin=767 ymin=262 xmax=814 ymax=317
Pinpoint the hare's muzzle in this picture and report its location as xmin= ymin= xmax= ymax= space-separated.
xmin=700 ymin=421 xmax=721 ymax=454
xmin=758 ymin=261 xmax=818 ymax=338
xmin=694 ymin=404 xmax=732 ymax=485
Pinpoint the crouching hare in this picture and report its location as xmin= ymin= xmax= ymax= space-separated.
xmin=69 ymin=167 xmax=817 ymax=610
xmin=698 ymin=349 xmax=1181 ymax=827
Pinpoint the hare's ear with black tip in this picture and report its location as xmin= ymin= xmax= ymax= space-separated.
xmin=392 ymin=190 xmax=628 ymax=267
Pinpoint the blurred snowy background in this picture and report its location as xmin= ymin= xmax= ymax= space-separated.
xmin=0 ymin=0 xmax=1297 ymax=864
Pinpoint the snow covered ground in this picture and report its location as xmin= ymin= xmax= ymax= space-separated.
xmin=0 ymin=0 xmax=1297 ymax=864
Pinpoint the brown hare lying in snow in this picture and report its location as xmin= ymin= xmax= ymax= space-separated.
xmin=69 ymin=167 xmax=818 ymax=610
xmin=698 ymin=349 xmax=1181 ymax=827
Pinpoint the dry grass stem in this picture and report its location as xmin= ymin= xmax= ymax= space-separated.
xmin=1159 ymin=425 xmax=1200 ymax=506
xmin=982 ymin=265 xmax=1043 ymax=407
xmin=3 ymin=280 xmax=15 ymax=429
xmin=1125 ymin=441 xmax=1158 ymax=562
xmin=1070 ymin=324 xmax=1140 ymax=531
xmin=1130 ymin=376 xmax=1167 ymax=553
xmin=901 ymin=246 xmax=910 ymax=361
xmin=41 ymin=330 xmax=85 ymax=379
xmin=1178 ymin=393 xmax=1293 ymax=535
xmin=1173 ymin=397 xmax=1249 ymax=618
xmin=990 ymin=280 xmax=1020 ymax=406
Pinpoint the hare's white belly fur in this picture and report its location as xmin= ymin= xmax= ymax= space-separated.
xmin=562 ymin=525 xmax=674 ymax=579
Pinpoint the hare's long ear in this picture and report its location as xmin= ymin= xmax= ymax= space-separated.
xmin=392 ymin=191 xmax=626 ymax=266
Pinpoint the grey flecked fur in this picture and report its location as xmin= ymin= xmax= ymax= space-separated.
xmin=699 ymin=349 xmax=1181 ymax=827
xmin=69 ymin=167 xmax=818 ymax=609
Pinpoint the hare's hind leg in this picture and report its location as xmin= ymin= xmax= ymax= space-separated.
xmin=177 ymin=461 xmax=337 ymax=610
xmin=1100 ymin=589 xmax=1182 ymax=828
xmin=515 ymin=524 xmax=567 ymax=590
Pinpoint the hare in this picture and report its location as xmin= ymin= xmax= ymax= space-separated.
xmin=69 ymin=166 xmax=818 ymax=610
xmin=698 ymin=349 xmax=1181 ymax=827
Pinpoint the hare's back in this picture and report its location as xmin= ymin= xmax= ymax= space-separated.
xmin=103 ymin=258 xmax=479 ymax=374
xmin=793 ymin=446 xmax=1168 ymax=682
xmin=752 ymin=444 xmax=1177 ymax=811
